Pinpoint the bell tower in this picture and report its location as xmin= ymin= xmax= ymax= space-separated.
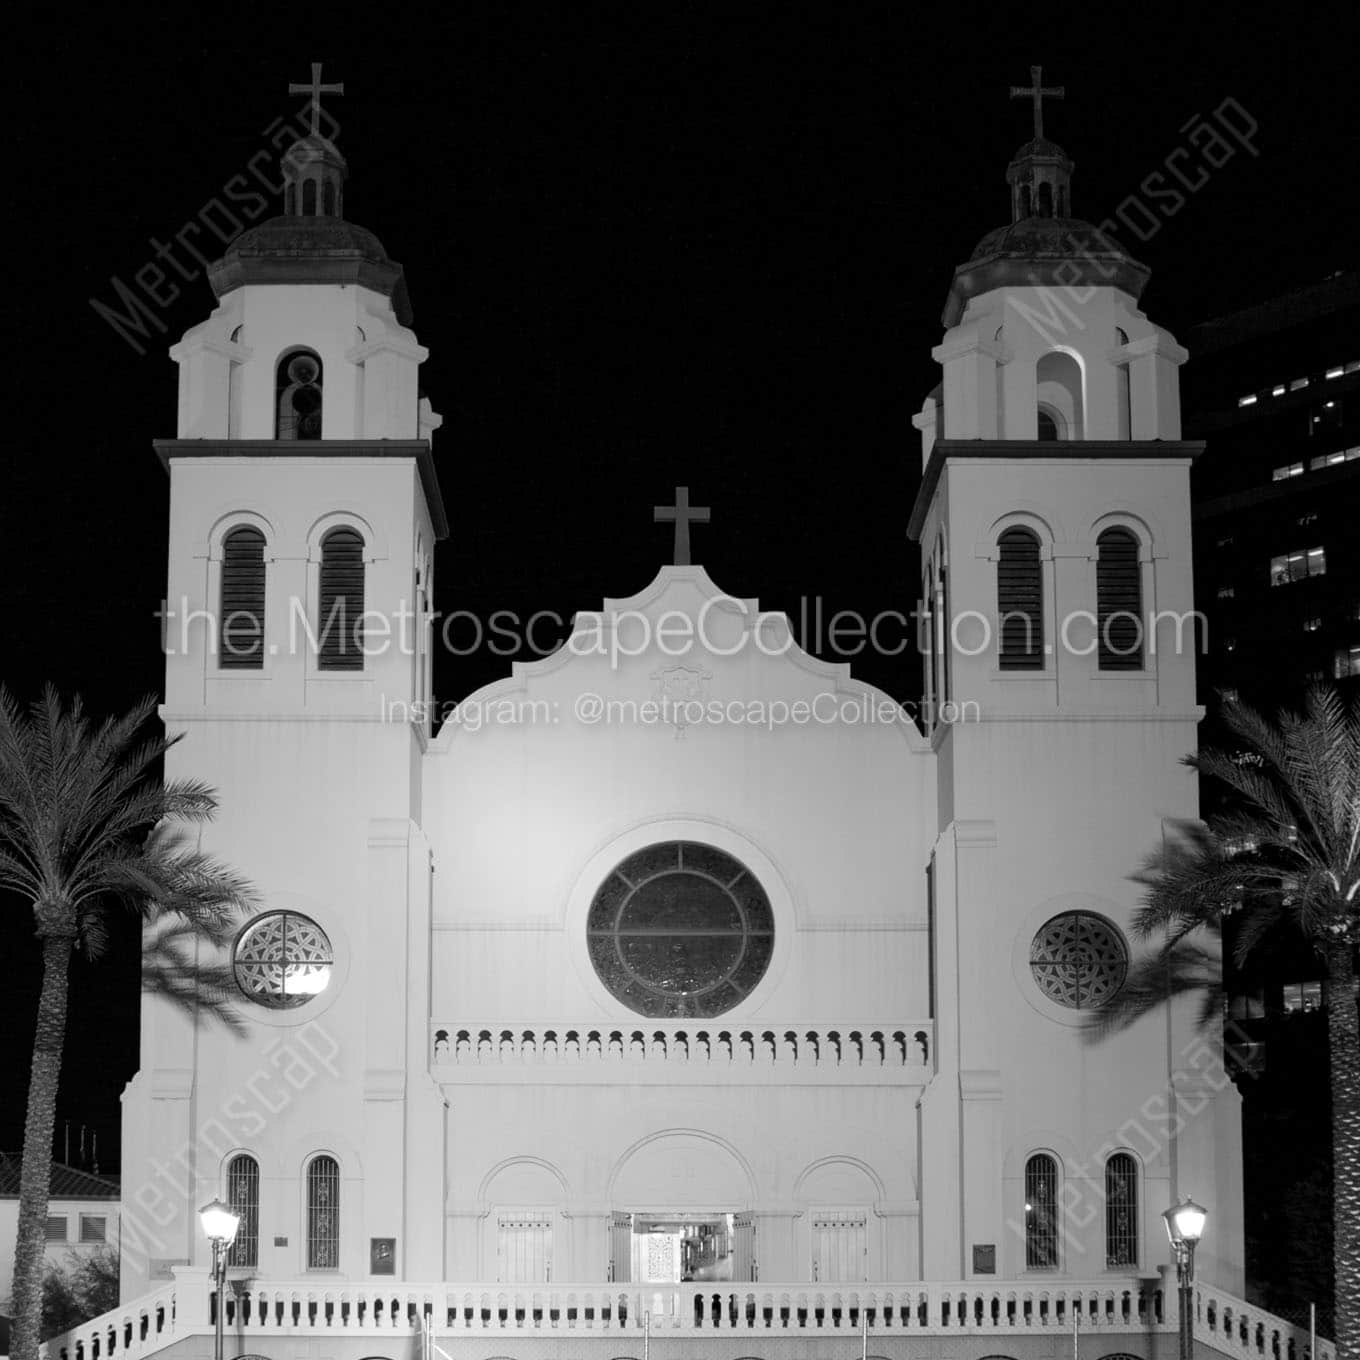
xmin=122 ymin=69 xmax=447 ymax=1300
xmin=908 ymin=74 xmax=1244 ymax=1293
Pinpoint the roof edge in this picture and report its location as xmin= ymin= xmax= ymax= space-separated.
xmin=153 ymin=438 xmax=449 ymax=540
xmin=906 ymin=438 xmax=1205 ymax=541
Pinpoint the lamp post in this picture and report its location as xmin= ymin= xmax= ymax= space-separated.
xmin=199 ymin=1198 xmax=241 ymax=1360
xmin=1163 ymin=1197 xmax=1207 ymax=1360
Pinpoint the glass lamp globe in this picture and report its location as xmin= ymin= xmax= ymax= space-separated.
xmin=198 ymin=1197 xmax=241 ymax=1245
xmin=1162 ymin=1197 xmax=1208 ymax=1246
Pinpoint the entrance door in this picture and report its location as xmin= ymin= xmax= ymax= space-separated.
xmin=732 ymin=1212 xmax=756 ymax=1282
xmin=497 ymin=1212 xmax=553 ymax=1282
xmin=610 ymin=1211 xmax=632 ymax=1282
xmin=811 ymin=1211 xmax=867 ymax=1282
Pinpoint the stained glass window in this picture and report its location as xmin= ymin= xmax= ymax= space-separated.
xmin=233 ymin=912 xmax=333 ymax=1008
xmin=1025 ymin=1153 xmax=1059 ymax=1269
xmin=1105 ymin=1152 xmax=1138 ymax=1267
xmin=306 ymin=1155 xmax=339 ymax=1269
xmin=587 ymin=842 xmax=774 ymax=1017
xmin=1029 ymin=912 xmax=1128 ymax=1009
xmin=226 ymin=1154 xmax=259 ymax=1268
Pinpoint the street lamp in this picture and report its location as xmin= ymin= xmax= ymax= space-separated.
xmin=199 ymin=1198 xmax=241 ymax=1360
xmin=1163 ymin=1197 xmax=1207 ymax=1360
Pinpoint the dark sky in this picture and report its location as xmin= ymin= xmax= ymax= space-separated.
xmin=2 ymin=5 xmax=1355 ymax=1165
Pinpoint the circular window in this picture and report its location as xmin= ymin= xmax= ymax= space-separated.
xmin=234 ymin=912 xmax=334 ymax=1008
xmin=1029 ymin=912 xmax=1128 ymax=1009
xmin=587 ymin=842 xmax=774 ymax=1017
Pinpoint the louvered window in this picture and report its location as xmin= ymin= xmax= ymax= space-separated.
xmin=1097 ymin=528 xmax=1143 ymax=670
xmin=1024 ymin=1153 xmax=1059 ymax=1269
xmin=997 ymin=528 xmax=1044 ymax=669
xmin=219 ymin=527 xmax=266 ymax=669
xmin=1105 ymin=1152 xmax=1138 ymax=1267
xmin=226 ymin=1153 xmax=260 ymax=1268
xmin=317 ymin=528 xmax=365 ymax=671
xmin=306 ymin=1155 xmax=340 ymax=1268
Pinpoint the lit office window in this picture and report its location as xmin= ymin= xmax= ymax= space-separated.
xmin=1303 ymin=618 xmax=1322 ymax=633
xmin=1337 ymin=646 xmax=1360 ymax=679
xmin=1283 ymin=981 xmax=1324 ymax=1013
xmin=1273 ymin=462 xmax=1304 ymax=480
xmin=1238 ymin=394 xmax=1258 ymax=407
xmin=1270 ymin=548 xmax=1326 ymax=585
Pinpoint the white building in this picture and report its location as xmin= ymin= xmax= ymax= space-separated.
xmin=0 ymin=1157 xmax=120 ymax=1314
xmin=45 ymin=73 xmax=1329 ymax=1360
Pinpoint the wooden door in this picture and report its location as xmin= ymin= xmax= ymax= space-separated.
xmin=497 ymin=1212 xmax=553 ymax=1282
xmin=811 ymin=1211 xmax=867 ymax=1282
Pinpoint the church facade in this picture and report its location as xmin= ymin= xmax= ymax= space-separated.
xmin=58 ymin=69 xmax=1329 ymax=1360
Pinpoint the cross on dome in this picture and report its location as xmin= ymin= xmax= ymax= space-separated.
xmin=1009 ymin=65 xmax=1064 ymax=141
xmin=289 ymin=62 xmax=345 ymax=137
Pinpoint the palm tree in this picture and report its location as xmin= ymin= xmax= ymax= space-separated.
xmin=1096 ymin=687 xmax=1358 ymax=1358
xmin=0 ymin=687 xmax=257 ymax=1360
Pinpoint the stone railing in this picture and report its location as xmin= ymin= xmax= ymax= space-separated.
xmin=39 ymin=1279 xmax=178 ymax=1360
xmin=430 ymin=1021 xmax=934 ymax=1074
xmin=1193 ymin=1278 xmax=1332 ymax=1360
xmin=38 ymin=1272 xmax=1336 ymax=1360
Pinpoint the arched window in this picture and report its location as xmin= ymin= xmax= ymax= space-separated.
xmin=923 ymin=566 xmax=938 ymax=716
xmin=318 ymin=528 xmax=366 ymax=670
xmin=1020 ymin=184 xmax=1032 ymax=219
xmin=937 ymin=544 xmax=951 ymax=704
xmin=1037 ymin=182 xmax=1053 ymax=217
xmin=1036 ymin=407 xmax=1061 ymax=441
xmin=225 ymin=1154 xmax=259 ymax=1268
xmin=276 ymin=350 xmax=323 ymax=441
xmin=302 ymin=179 xmax=317 ymax=215
xmin=322 ymin=181 xmax=336 ymax=216
xmin=997 ymin=528 xmax=1044 ymax=670
xmin=1105 ymin=1153 xmax=1138 ymax=1266
xmin=1035 ymin=351 xmax=1083 ymax=440
xmin=1024 ymin=1153 xmax=1059 ymax=1269
xmin=306 ymin=1155 xmax=340 ymax=1269
xmin=1097 ymin=528 xmax=1143 ymax=670
xmin=219 ymin=527 xmax=266 ymax=669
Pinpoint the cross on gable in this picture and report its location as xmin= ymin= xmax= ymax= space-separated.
xmin=289 ymin=62 xmax=345 ymax=137
xmin=1009 ymin=65 xmax=1064 ymax=141
xmin=653 ymin=487 xmax=710 ymax=566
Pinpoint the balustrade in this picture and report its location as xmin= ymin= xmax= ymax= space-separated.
xmin=430 ymin=1022 xmax=933 ymax=1070
xmin=41 ymin=1275 xmax=1334 ymax=1360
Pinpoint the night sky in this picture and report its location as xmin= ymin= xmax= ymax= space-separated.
xmin=1 ymin=6 xmax=1354 ymax=1169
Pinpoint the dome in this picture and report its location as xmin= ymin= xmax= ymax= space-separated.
xmin=1008 ymin=136 xmax=1070 ymax=163
xmin=942 ymin=214 xmax=1149 ymax=327
xmin=207 ymin=216 xmax=413 ymax=325
xmin=282 ymin=132 xmax=348 ymax=170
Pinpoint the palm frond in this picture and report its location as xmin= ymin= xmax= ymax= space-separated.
xmin=1084 ymin=937 xmax=1225 ymax=1038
